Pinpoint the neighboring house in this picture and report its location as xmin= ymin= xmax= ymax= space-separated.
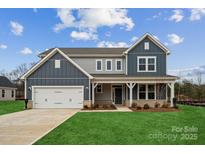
xmin=0 ymin=76 xmax=16 ymax=101
xmin=21 ymin=33 xmax=177 ymax=109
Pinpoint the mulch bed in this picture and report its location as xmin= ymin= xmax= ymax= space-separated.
xmin=129 ymin=107 xmax=180 ymax=112
xmin=82 ymin=106 xmax=117 ymax=110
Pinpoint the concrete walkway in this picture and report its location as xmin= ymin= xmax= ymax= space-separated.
xmin=0 ymin=109 xmax=78 ymax=145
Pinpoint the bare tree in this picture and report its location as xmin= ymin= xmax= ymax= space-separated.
xmin=0 ymin=62 xmax=36 ymax=81
xmin=196 ymin=71 xmax=203 ymax=101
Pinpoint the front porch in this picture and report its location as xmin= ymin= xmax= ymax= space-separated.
xmin=91 ymin=75 xmax=177 ymax=108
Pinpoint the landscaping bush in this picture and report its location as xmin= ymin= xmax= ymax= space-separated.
xmin=93 ymin=104 xmax=99 ymax=108
xmin=110 ymin=104 xmax=116 ymax=109
xmin=131 ymin=103 xmax=138 ymax=108
xmin=161 ymin=102 xmax=169 ymax=108
xmin=154 ymin=102 xmax=160 ymax=108
xmin=83 ymin=105 xmax=89 ymax=109
xmin=136 ymin=106 xmax=142 ymax=110
xmin=143 ymin=103 xmax=150 ymax=109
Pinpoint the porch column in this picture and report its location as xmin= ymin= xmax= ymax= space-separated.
xmin=92 ymin=82 xmax=98 ymax=106
xmin=126 ymin=82 xmax=136 ymax=107
xmin=168 ymin=82 xmax=175 ymax=107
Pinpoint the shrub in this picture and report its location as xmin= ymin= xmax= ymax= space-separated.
xmin=110 ymin=104 xmax=116 ymax=109
xmin=131 ymin=103 xmax=138 ymax=108
xmin=93 ymin=104 xmax=99 ymax=108
xmin=136 ymin=106 xmax=142 ymax=110
xmin=154 ymin=102 xmax=160 ymax=108
xmin=103 ymin=104 xmax=109 ymax=108
xmin=161 ymin=102 xmax=169 ymax=108
xmin=83 ymin=105 xmax=88 ymax=109
xmin=143 ymin=103 xmax=150 ymax=109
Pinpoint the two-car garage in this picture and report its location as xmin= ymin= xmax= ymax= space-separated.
xmin=32 ymin=86 xmax=84 ymax=108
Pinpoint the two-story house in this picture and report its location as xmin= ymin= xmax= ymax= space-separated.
xmin=21 ymin=33 xmax=177 ymax=109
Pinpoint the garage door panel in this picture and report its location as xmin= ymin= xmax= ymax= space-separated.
xmin=33 ymin=87 xmax=84 ymax=108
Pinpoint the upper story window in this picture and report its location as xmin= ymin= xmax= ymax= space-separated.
xmin=96 ymin=84 xmax=103 ymax=93
xmin=106 ymin=60 xmax=112 ymax=71
xmin=137 ymin=56 xmax=156 ymax=72
xmin=55 ymin=60 xmax=61 ymax=68
xmin=144 ymin=42 xmax=149 ymax=50
xmin=96 ymin=59 xmax=102 ymax=71
xmin=115 ymin=59 xmax=122 ymax=71
xmin=2 ymin=89 xmax=5 ymax=98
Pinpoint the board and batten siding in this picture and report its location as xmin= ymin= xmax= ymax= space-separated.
xmin=72 ymin=57 xmax=125 ymax=74
xmin=26 ymin=53 xmax=90 ymax=100
xmin=127 ymin=37 xmax=167 ymax=76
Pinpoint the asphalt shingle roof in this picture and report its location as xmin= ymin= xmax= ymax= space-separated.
xmin=0 ymin=76 xmax=16 ymax=88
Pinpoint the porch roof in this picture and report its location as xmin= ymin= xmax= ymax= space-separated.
xmin=91 ymin=74 xmax=178 ymax=83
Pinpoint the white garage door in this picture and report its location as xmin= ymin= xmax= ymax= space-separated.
xmin=33 ymin=86 xmax=84 ymax=108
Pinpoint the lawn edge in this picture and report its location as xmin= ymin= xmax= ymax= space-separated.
xmin=31 ymin=111 xmax=78 ymax=145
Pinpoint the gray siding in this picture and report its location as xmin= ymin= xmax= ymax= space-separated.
xmin=72 ymin=57 xmax=125 ymax=74
xmin=0 ymin=87 xmax=16 ymax=101
xmin=95 ymin=83 xmax=111 ymax=101
xmin=26 ymin=52 xmax=90 ymax=100
xmin=127 ymin=37 xmax=167 ymax=76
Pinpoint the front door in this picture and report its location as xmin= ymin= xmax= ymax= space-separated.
xmin=115 ymin=88 xmax=122 ymax=104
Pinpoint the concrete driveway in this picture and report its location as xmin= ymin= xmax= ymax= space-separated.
xmin=0 ymin=109 xmax=79 ymax=145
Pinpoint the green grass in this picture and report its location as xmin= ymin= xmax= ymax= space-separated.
xmin=0 ymin=100 xmax=25 ymax=115
xmin=35 ymin=105 xmax=205 ymax=145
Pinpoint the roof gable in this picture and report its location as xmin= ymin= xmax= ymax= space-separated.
xmin=0 ymin=76 xmax=15 ymax=88
xmin=21 ymin=48 xmax=93 ymax=79
xmin=124 ymin=33 xmax=170 ymax=55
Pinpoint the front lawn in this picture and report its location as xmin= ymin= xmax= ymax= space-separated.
xmin=0 ymin=100 xmax=25 ymax=115
xmin=35 ymin=105 xmax=205 ymax=145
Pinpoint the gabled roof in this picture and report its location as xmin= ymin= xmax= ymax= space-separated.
xmin=21 ymin=48 xmax=93 ymax=79
xmin=38 ymin=48 xmax=128 ymax=58
xmin=0 ymin=76 xmax=16 ymax=88
xmin=123 ymin=33 xmax=170 ymax=55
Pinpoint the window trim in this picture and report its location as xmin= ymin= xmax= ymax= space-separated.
xmin=105 ymin=59 xmax=112 ymax=71
xmin=54 ymin=60 xmax=61 ymax=69
xmin=115 ymin=59 xmax=122 ymax=71
xmin=96 ymin=84 xmax=103 ymax=93
xmin=96 ymin=59 xmax=102 ymax=71
xmin=144 ymin=42 xmax=150 ymax=50
xmin=138 ymin=84 xmax=156 ymax=100
xmin=137 ymin=56 xmax=156 ymax=72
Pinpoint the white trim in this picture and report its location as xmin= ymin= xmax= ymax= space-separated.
xmin=95 ymin=84 xmax=103 ymax=93
xmin=105 ymin=59 xmax=112 ymax=71
xmin=21 ymin=48 xmax=93 ymax=79
xmin=96 ymin=59 xmax=102 ymax=71
xmin=124 ymin=33 xmax=170 ymax=55
xmin=115 ymin=59 xmax=122 ymax=71
xmin=111 ymin=84 xmax=123 ymax=104
xmin=137 ymin=56 xmax=156 ymax=72
xmin=32 ymin=85 xmax=84 ymax=108
xmin=24 ymin=79 xmax=27 ymax=99
xmin=144 ymin=42 xmax=149 ymax=50
xmin=138 ymin=83 xmax=156 ymax=100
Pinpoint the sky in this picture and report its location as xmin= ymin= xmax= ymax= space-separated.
xmin=0 ymin=8 xmax=205 ymax=78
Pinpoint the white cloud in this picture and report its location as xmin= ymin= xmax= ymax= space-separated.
xmin=190 ymin=8 xmax=205 ymax=21
xmin=167 ymin=34 xmax=184 ymax=44
xmin=97 ymin=41 xmax=129 ymax=48
xmin=105 ymin=31 xmax=111 ymax=37
xmin=169 ymin=9 xmax=184 ymax=22
xmin=54 ymin=9 xmax=134 ymax=39
xmin=164 ymin=42 xmax=169 ymax=46
xmin=0 ymin=44 xmax=8 ymax=49
xmin=70 ymin=31 xmax=97 ymax=40
xmin=10 ymin=21 xmax=24 ymax=36
xmin=20 ymin=48 xmax=32 ymax=55
xmin=131 ymin=36 xmax=138 ymax=42
xmin=33 ymin=8 xmax=38 ymax=13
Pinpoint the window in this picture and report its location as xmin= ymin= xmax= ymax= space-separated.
xmin=96 ymin=84 xmax=103 ymax=93
xmin=2 ymin=89 xmax=5 ymax=98
xmin=11 ymin=90 xmax=14 ymax=98
xmin=137 ymin=57 xmax=156 ymax=72
xmin=106 ymin=60 xmax=112 ymax=71
xmin=55 ymin=60 xmax=61 ymax=68
xmin=138 ymin=84 xmax=156 ymax=100
xmin=148 ymin=85 xmax=155 ymax=99
xmin=115 ymin=59 xmax=122 ymax=71
xmin=144 ymin=42 xmax=149 ymax=50
xmin=96 ymin=59 xmax=102 ymax=71
xmin=139 ymin=85 xmax=146 ymax=99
